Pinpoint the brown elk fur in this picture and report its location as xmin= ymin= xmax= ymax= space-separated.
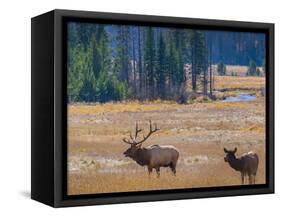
xmin=224 ymin=147 xmax=259 ymax=184
xmin=124 ymin=144 xmax=179 ymax=177
xmin=123 ymin=121 xmax=179 ymax=177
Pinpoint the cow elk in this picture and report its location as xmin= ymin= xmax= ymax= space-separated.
xmin=223 ymin=147 xmax=259 ymax=184
xmin=123 ymin=120 xmax=179 ymax=177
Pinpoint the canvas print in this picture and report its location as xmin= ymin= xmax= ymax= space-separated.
xmin=67 ymin=21 xmax=266 ymax=195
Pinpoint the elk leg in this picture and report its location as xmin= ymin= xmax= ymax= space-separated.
xmin=170 ymin=164 xmax=176 ymax=176
xmin=156 ymin=167 xmax=160 ymax=178
xmin=148 ymin=166 xmax=153 ymax=177
xmin=241 ymin=173 xmax=244 ymax=184
xmin=253 ymin=172 xmax=257 ymax=184
xmin=249 ymin=175 xmax=253 ymax=184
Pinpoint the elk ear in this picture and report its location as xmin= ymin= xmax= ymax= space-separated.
xmin=224 ymin=148 xmax=228 ymax=153
xmin=233 ymin=147 xmax=237 ymax=154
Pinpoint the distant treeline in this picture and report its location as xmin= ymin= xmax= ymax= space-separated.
xmin=67 ymin=22 xmax=265 ymax=103
xmin=206 ymin=31 xmax=265 ymax=66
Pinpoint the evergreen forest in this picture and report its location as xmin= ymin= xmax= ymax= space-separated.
xmin=67 ymin=22 xmax=265 ymax=103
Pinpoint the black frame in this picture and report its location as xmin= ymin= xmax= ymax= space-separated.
xmin=31 ymin=9 xmax=274 ymax=207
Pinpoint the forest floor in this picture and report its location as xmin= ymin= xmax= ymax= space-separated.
xmin=67 ymin=76 xmax=266 ymax=195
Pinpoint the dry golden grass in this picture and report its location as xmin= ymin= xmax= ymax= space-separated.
xmin=214 ymin=76 xmax=265 ymax=91
xmin=186 ymin=64 xmax=264 ymax=77
xmin=67 ymin=76 xmax=266 ymax=195
xmin=225 ymin=65 xmax=264 ymax=76
xmin=68 ymin=101 xmax=179 ymax=116
xmin=68 ymin=143 xmax=265 ymax=195
xmin=225 ymin=65 xmax=249 ymax=76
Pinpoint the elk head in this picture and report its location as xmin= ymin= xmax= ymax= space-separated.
xmin=123 ymin=120 xmax=159 ymax=158
xmin=223 ymin=147 xmax=237 ymax=162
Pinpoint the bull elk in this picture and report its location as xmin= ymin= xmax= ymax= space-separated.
xmin=223 ymin=147 xmax=259 ymax=184
xmin=123 ymin=120 xmax=179 ymax=177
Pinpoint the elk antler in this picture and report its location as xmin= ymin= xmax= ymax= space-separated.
xmin=122 ymin=120 xmax=159 ymax=147
xmin=122 ymin=122 xmax=142 ymax=145
xmin=136 ymin=120 xmax=159 ymax=147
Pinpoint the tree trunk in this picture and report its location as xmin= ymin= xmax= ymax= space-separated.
xmin=203 ymin=68 xmax=207 ymax=97
xmin=138 ymin=27 xmax=143 ymax=99
xmin=191 ymin=45 xmax=197 ymax=93
xmin=209 ymin=43 xmax=213 ymax=98
xmin=132 ymin=28 xmax=136 ymax=97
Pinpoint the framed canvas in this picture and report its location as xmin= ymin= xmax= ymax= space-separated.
xmin=31 ymin=9 xmax=274 ymax=207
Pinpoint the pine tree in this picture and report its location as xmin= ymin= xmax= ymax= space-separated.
xmin=167 ymin=31 xmax=177 ymax=95
xmin=67 ymin=44 xmax=85 ymax=102
xmin=144 ymin=27 xmax=156 ymax=99
xmin=97 ymin=25 xmax=111 ymax=74
xmin=131 ymin=27 xmax=137 ymax=97
xmin=247 ymin=60 xmax=257 ymax=76
xmin=217 ymin=61 xmax=226 ymax=76
xmin=91 ymin=36 xmax=102 ymax=78
xmin=114 ymin=26 xmax=130 ymax=83
xmin=190 ymin=30 xmax=208 ymax=93
xmin=202 ymin=36 xmax=208 ymax=97
xmin=156 ymin=32 xmax=167 ymax=99
xmin=173 ymin=29 xmax=186 ymax=86
xmin=76 ymin=23 xmax=96 ymax=45
xmin=138 ymin=26 xmax=144 ymax=99
xmin=209 ymin=42 xmax=214 ymax=98
xmin=78 ymin=47 xmax=96 ymax=102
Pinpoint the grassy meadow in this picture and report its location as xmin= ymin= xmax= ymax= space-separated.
xmin=67 ymin=76 xmax=266 ymax=195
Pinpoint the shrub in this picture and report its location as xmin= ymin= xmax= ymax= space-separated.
xmin=217 ymin=62 xmax=226 ymax=76
xmin=177 ymin=85 xmax=189 ymax=104
xmin=247 ymin=60 xmax=258 ymax=76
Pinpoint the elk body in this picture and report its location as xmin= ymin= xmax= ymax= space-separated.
xmin=123 ymin=121 xmax=179 ymax=177
xmin=224 ymin=147 xmax=259 ymax=184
